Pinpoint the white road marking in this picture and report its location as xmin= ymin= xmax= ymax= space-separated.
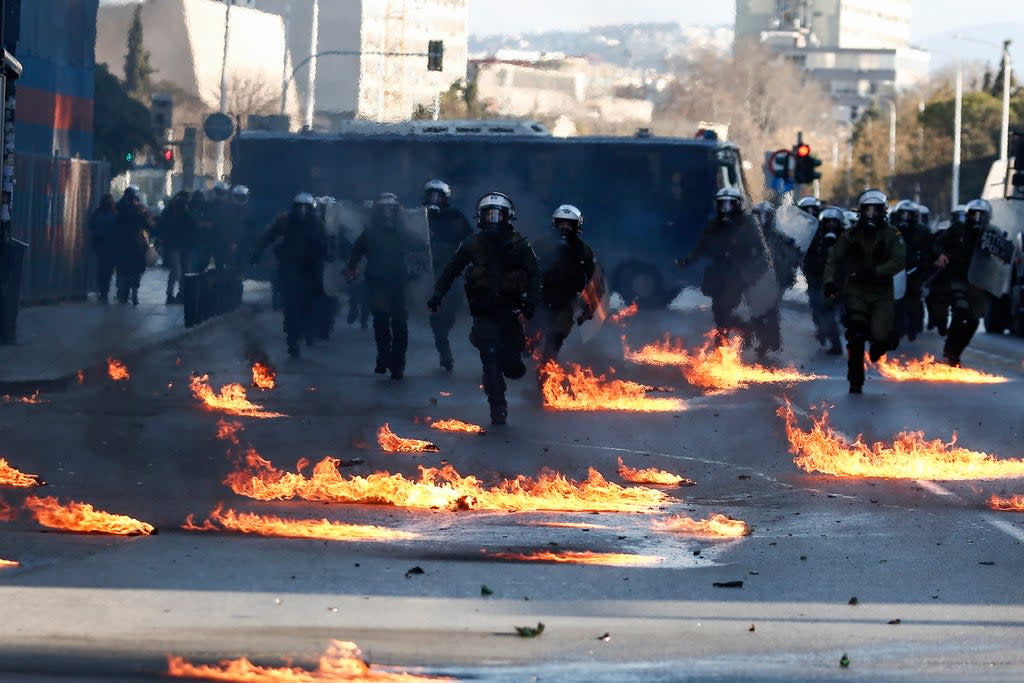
xmin=779 ymin=397 xmax=1024 ymax=544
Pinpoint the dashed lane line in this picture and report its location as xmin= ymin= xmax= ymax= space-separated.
xmin=776 ymin=396 xmax=1024 ymax=544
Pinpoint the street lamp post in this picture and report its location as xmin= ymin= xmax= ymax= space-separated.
xmin=214 ymin=0 xmax=232 ymax=181
xmin=999 ymin=39 xmax=1013 ymax=162
xmin=878 ymin=96 xmax=897 ymax=185
xmin=953 ymin=60 xmax=963 ymax=208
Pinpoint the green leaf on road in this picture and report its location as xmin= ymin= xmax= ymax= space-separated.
xmin=481 ymin=584 xmax=493 ymax=596
xmin=515 ymin=622 xmax=545 ymax=638
xmin=840 ymin=653 xmax=850 ymax=668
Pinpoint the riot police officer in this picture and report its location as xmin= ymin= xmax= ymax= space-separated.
xmin=422 ymin=180 xmax=473 ymax=372
xmin=529 ymin=204 xmax=597 ymax=363
xmin=933 ymin=198 xmax=994 ymax=366
xmin=824 ymin=189 xmax=906 ymax=394
xmin=428 ymin=192 xmax=541 ymax=425
xmin=250 ymin=193 xmax=327 ymax=358
xmin=797 ymin=196 xmax=823 ymax=220
xmin=925 ymin=205 xmax=966 ymax=335
xmin=750 ymin=202 xmax=802 ymax=359
xmin=676 ymin=187 xmax=769 ymax=340
xmin=209 ymin=181 xmax=237 ymax=269
xmin=890 ymin=199 xmax=929 ymax=341
xmin=346 ymin=193 xmax=414 ymax=380
xmin=803 ymin=207 xmax=847 ymax=354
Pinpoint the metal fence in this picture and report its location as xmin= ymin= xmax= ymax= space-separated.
xmin=9 ymin=154 xmax=110 ymax=304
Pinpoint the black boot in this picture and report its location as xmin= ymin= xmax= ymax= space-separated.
xmin=847 ymin=336 xmax=865 ymax=394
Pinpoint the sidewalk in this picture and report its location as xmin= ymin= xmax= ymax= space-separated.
xmin=0 ymin=268 xmax=270 ymax=389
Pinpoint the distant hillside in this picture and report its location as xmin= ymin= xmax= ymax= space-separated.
xmin=469 ymin=23 xmax=733 ymax=70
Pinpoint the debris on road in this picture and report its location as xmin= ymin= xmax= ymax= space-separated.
xmin=481 ymin=584 xmax=493 ymax=596
xmin=978 ymin=561 xmax=996 ymax=566
xmin=713 ymin=580 xmax=744 ymax=588
xmin=515 ymin=622 xmax=545 ymax=638
xmin=840 ymin=654 xmax=850 ymax=668
xmin=405 ymin=566 xmax=425 ymax=578
xmin=848 ymin=597 xmax=859 ymax=605
xmin=748 ymin=624 xmax=756 ymax=632
xmin=597 ymin=632 xmax=611 ymax=641
xmin=888 ymin=618 xmax=902 ymax=624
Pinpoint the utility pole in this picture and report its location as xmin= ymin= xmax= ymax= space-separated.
xmin=304 ymin=0 xmax=319 ymax=130
xmin=280 ymin=1 xmax=290 ymax=116
xmin=952 ymin=61 xmax=963 ymax=208
xmin=214 ymin=0 xmax=232 ymax=180
xmin=999 ymin=39 xmax=1012 ymax=162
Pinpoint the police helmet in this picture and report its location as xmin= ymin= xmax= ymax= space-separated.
xmin=423 ymin=179 xmax=451 ymax=199
xmin=965 ymin=198 xmax=992 ymax=228
xmin=552 ymin=204 xmax=584 ymax=232
xmin=819 ymin=207 xmax=846 ymax=241
xmin=476 ymin=192 xmax=516 ymax=228
xmin=715 ymin=187 xmax=743 ymax=216
xmin=231 ymin=185 xmax=250 ymax=206
xmin=951 ymin=204 xmax=968 ymax=224
xmin=819 ymin=207 xmax=846 ymax=225
xmin=857 ymin=189 xmax=888 ymax=225
xmin=213 ymin=181 xmax=230 ymax=196
xmin=293 ymin=192 xmax=316 ymax=207
xmin=918 ymin=204 xmax=931 ymax=227
xmin=797 ymin=196 xmax=823 ymax=218
xmin=893 ymin=199 xmax=920 ymax=226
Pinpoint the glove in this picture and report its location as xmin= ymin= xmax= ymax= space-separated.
xmin=824 ymin=282 xmax=839 ymax=300
xmin=427 ymin=296 xmax=441 ymax=313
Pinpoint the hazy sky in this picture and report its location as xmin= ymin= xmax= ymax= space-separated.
xmin=467 ymin=0 xmax=1017 ymax=43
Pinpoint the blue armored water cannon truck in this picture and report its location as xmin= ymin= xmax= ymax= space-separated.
xmin=231 ymin=120 xmax=749 ymax=308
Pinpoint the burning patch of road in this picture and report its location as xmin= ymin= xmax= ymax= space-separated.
xmin=251 ymin=362 xmax=277 ymax=390
xmin=0 ymin=458 xmax=43 ymax=488
xmin=225 ymin=453 xmax=672 ymax=512
xmin=23 ymin=495 xmax=155 ymax=535
xmin=652 ymin=513 xmax=750 ymax=538
xmin=2 ymin=391 xmax=45 ymax=405
xmin=429 ymin=419 xmax=486 ymax=435
xmin=0 ymin=497 xmax=16 ymax=521
xmin=183 ymin=504 xmax=418 ymax=542
xmin=0 ymin=559 xmax=19 ymax=569
xmin=610 ymin=302 xmax=638 ymax=323
xmin=779 ymin=401 xmax=1024 ymax=480
xmin=874 ymin=353 xmax=1008 ymax=384
xmin=988 ymin=495 xmax=1024 ymax=511
xmin=626 ymin=334 xmax=823 ymax=392
xmin=539 ymin=360 xmax=687 ymax=412
xmin=617 ymin=457 xmax=695 ymax=487
xmin=190 ymin=375 xmax=285 ymax=419
xmin=107 ymin=358 xmax=130 ymax=381
xmin=167 ymin=639 xmax=451 ymax=682
xmin=377 ymin=424 xmax=440 ymax=453
xmin=488 ymin=550 xmax=663 ymax=567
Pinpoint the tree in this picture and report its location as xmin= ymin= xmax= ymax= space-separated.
xmin=413 ymin=77 xmax=493 ymax=120
xmin=123 ymin=5 xmax=155 ymax=96
xmin=94 ymin=63 xmax=156 ymax=175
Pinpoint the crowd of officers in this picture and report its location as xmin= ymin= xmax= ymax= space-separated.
xmin=87 ymin=182 xmax=252 ymax=305
xmin=683 ymin=186 xmax=1002 ymax=395
xmin=252 ymin=182 xmax=597 ymax=426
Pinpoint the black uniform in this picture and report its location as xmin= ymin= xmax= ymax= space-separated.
xmin=750 ymin=217 xmax=801 ymax=357
xmin=933 ymin=222 xmax=990 ymax=365
xmin=113 ymin=194 xmax=151 ymax=305
xmin=251 ymin=209 xmax=327 ymax=357
xmin=530 ymin=230 xmax=596 ymax=362
xmin=431 ymin=227 xmax=541 ymax=423
xmin=346 ymin=213 xmax=418 ymax=379
xmin=803 ymin=221 xmax=844 ymax=352
xmin=426 ymin=205 xmax=473 ymax=369
xmin=88 ymin=195 xmax=117 ymax=302
xmin=893 ymin=217 xmax=931 ymax=341
xmin=155 ymin=193 xmax=198 ymax=302
xmin=681 ymin=212 xmax=767 ymax=337
xmin=208 ymin=195 xmax=239 ymax=269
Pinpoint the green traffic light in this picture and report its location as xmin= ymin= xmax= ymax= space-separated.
xmin=125 ymin=152 xmax=134 ymax=162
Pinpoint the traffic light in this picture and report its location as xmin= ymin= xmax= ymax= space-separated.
xmin=124 ymin=151 xmax=134 ymax=165
xmin=160 ymin=146 xmax=175 ymax=170
xmin=793 ymin=144 xmax=822 ymax=184
xmin=427 ymin=40 xmax=444 ymax=72
xmin=151 ymin=93 xmax=173 ymax=135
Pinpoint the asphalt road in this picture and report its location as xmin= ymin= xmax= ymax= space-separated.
xmin=0 ymin=292 xmax=1022 ymax=682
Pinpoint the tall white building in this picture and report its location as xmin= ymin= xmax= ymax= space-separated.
xmin=249 ymin=0 xmax=468 ymax=123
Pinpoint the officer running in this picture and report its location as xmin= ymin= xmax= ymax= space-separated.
xmin=925 ymin=204 xmax=967 ymax=336
xmin=346 ymin=193 xmax=414 ymax=380
xmin=802 ymin=206 xmax=846 ymax=354
xmin=890 ymin=200 xmax=930 ymax=341
xmin=933 ymin=198 xmax=995 ymax=367
xmin=250 ymin=193 xmax=327 ymax=358
xmin=428 ymin=192 xmax=541 ymax=425
xmin=676 ymin=187 xmax=768 ymax=340
xmin=529 ymin=204 xmax=596 ymax=363
xmin=422 ymin=180 xmax=473 ymax=372
xmin=824 ymin=189 xmax=906 ymax=394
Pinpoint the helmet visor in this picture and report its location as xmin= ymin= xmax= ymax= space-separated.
xmin=803 ymin=205 xmax=821 ymax=219
xmin=717 ymin=198 xmax=737 ymax=215
xmin=425 ymin=190 xmax=446 ymax=207
xmin=967 ymin=209 xmax=989 ymax=226
xmin=861 ymin=204 xmax=885 ymax=222
xmin=480 ymin=207 xmax=506 ymax=225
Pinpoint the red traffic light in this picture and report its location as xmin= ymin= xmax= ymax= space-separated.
xmin=796 ymin=144 xmax=811 ymax=158
xmin=162 ymin=148 xmax=174 ymax=162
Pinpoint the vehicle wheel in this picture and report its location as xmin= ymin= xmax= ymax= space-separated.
xmin=612 ymin=261 xmax=667 ymax=308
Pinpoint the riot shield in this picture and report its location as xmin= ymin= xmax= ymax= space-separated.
xmin=402 ymin=207 xmax=435 ymax=313
xmin=774 ymin=204 xmax=820 ymax=253
xmin=892 ymin=269 xmax=907 ymax=301
xmin=329 ymin=200 xmax=370 ymax=248
xmin=967 ymin=227 xmax=1016 ymax=297
xmin=577 ymin=260 xmax=611 ymax=343
xmin=743 ymin=218 xmax=782 ymax=319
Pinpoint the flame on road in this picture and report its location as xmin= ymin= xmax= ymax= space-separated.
xmin=167 ymin=640 xmax=451 ymax=682
xmin=225 ymin=453 xmax=671 ymax=512
xmin=107 ymin=358 xmax=130 ymax=381
xmin=489 ymin=550 xmax=663 ymax=567
xmin=377 ymin=424 xmax=440 ymax=453
xmin=652 ymin=513 xmax=750 ymax=538
xmin=183 ymin=504 xmax=418 ymax=542
xmin=779 ymin=401 xmax=1024 ymax=479
xmin=988 ymin=495 xmax=1024 ymax=511
xmin=429 ymin=419 xmax=486 ymax=435
xmin=626 ymin=335 xmax=823 ymax=391
xmin=0 ymin=559 xmax=18 ymax=568
xmin=611 ymin=303 xmax=638 ymax=323
xmin=2 ymin=391 xmax=45 ymax=405
xmin=539 ymin=360 xmax=687 ymax=412
xmin=617 ymin=457 xmax=695 ymax=487
xmin=0 ymin=497 xmax=16 ymax=521
xmin=190 ymin=375 xmax=285 ymax=418
xmin=0 ymin=458 xmax=42 ymax=488
xmin=251 ymin=362 xmax=276 ymax=390
xmin=24 ymin=495 xmax=155 ymax=535
xmin=874 ymin=353 xmax=1009 ymax=384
